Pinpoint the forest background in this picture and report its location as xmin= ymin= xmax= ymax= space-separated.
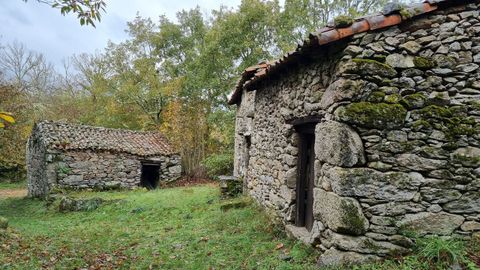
xmin=0 ymin=0 xmax=395 ymax=182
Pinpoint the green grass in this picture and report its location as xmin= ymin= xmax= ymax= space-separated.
xmin=0 ymin=185 xmax=319 ymax=269
xmin=1 ymin=184 xmax=479 ymax=269
xmin=0 ymin=181 xmax=26 ymax=190
xmin=322 ymin=236 xmax=480 ymax=270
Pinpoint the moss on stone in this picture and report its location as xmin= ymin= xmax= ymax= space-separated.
xmin=420 ymin=105 xmax=453 ymax=119
xmin=401 ymin=93 xmax=426 ymax=109
xmin=452 ymin=154 xmax=480 ymax=167
xmin=448 ymin=123 xmax=476 ymax=138
xmin=385 ymin=93 xmax=402 ymax=104
xmin=367 ymin=91 xmax=386 ymax=103
xmin=399 ymin=8 xmax=414 ymax=19
xmin=411 ymin=120 xmax=432 ymax=131
xmin=442 ymin=142 xmax=459 ymax=151
xmin=339 ymin=200 xmax=367 ymax=235
xmin=372 ymin=55 xmax=387 ymax=63
xmin=413 ymin=56 xmax=435 ymax=70
xmin=334 ymin=15 xmax=354 ymax=28
xmin=350 ymin=58 xmax=397 ymax=78
xmin=419 ymin=105 xmax=475 ymax=139
xmin=398 ymin=141 xmax=416 ymax=152
xmin=363 ymin=238 xmax=382 ymax=253
xmin=336 ymin=102 xmax=407 ymax=129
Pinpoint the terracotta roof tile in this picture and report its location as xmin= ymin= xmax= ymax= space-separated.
xmin=228 ymin=0 xmax=460 ymax=105
xmin=34 ymin=121 xmax=177 ymax=157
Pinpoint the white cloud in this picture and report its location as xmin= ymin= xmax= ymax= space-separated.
xmin=0 ymin=0 xmax=242 ymax=69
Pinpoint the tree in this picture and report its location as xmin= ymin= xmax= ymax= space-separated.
xmin=276 ymin=0 xmax=389 ymax=52
xmin=23 ymin=0 xmax=106 ymax=26
xmin=0 ymin=41 xmax=55 ymax=94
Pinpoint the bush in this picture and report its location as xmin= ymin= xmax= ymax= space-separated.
xmin=201 ymin=153 xmax=234 ymax=179
xmin=0 ymin=164 xmax=26 ymax=183
xmin=0 ymin=216 xmax=8 ymax=229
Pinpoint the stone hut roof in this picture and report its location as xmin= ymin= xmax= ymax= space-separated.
xmin=33 ymin=121 xmax=177 ymax=157
xmin=228 ymin=0 xmax=470 ymax=105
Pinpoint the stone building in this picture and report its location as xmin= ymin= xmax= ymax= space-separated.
xmin=229 ymin=0 xmax=480 ymax=265
xmin=27 ymin=121 xmax=182 ymax=197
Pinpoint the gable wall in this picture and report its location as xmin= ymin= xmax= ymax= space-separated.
xmin=234 ymin=1 xmax=480 ymax=265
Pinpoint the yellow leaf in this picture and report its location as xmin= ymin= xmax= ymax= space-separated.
xmin=0 ymin=122 xmax=4 ymax=128
xmin=0 ymin=113 xmax=15 ymax=124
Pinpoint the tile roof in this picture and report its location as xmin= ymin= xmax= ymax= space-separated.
xmin=228 ymin=0 xmax=466 ymax=105
xmin=34 ymin=121 xmax=176 ymax=157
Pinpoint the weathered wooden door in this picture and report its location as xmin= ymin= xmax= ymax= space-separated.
xmin=295 ymin=125 xmax=315 ymax=231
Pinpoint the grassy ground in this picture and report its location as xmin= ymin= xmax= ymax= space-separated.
xmin=1 ymin=184 xmax=479 ymax=269
xmin=0 ymin=184 xmax=319 ymax=269
xmin=0 ymin=181 xmax=26 ymax=190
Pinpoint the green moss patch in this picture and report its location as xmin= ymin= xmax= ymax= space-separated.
xmin=339 ymin=200 xmax=368 ymax=236
xmin=413 ymin=57 xmax=435 ymax=70
xmin=402 ymin=93 xmax=426 ymax=109
xmin=418 ymin=105 xmax=476 ymax=139
xmin=335 ymin=102 xmax=407 ymax=129
xmin=343 ymin=59 xmax=397 ymax=78
xmin=334 ymin=15 xmax=354 ymax=28
xmin=367 ymin=91 xmax=386 ymax=103
xmin=385 ymin=94 xmax=402 ymax=104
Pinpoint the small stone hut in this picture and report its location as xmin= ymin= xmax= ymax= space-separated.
xmin=27 ymin=121 xmax=182 ymax=197
xmin=230 ymin=0 xmax=480 ymax=265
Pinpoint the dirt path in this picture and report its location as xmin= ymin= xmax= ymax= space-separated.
xmin=0 ymin=189 xmax=27 ymax=198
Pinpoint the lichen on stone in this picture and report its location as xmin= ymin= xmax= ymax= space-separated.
xmin=335 ymin=102 xmax=407 ymax=129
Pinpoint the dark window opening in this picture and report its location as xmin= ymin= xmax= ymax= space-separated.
xmin=141 ymin=163 xmax=160 ymax=190
xmin=295 ymin=123 xmax=316 ymax=232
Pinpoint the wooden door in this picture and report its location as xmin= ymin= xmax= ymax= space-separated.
xmin=295 ymin=125 xmax=315 ymax=231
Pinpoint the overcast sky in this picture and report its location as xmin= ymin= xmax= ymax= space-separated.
xmin=0 ymin=0 xmax=242 ymax=69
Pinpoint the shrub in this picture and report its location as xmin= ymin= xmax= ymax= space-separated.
xmin=201 ymin=153 xmax=234 ymax=179
xmin=0 ymin=216 xmax=8 ymax=229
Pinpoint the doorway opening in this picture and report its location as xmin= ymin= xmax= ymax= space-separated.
xmin=140 ymin=163 xmax=160 ymax=190
xmin=294 ymin=123 xmax=316 ymax=232
xmin=243 ymin=135 xmax=251 ymax=174
xmin=242 ymin=135 xmax=252 ymax=191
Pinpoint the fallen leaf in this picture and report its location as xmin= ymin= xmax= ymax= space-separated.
xmin=275 ymin=243 xmax=284 ymax=250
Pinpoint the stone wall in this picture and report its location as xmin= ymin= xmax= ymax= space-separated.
xmin=28 ymin=146 xmax=182 ymax=197
xmin=53 ymin=150 xmax=182 ymax=190
xmin=26 ymin=136 xmax=48 ymax=197
xmin=234 ymin=1 xmax=480 ymax=265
